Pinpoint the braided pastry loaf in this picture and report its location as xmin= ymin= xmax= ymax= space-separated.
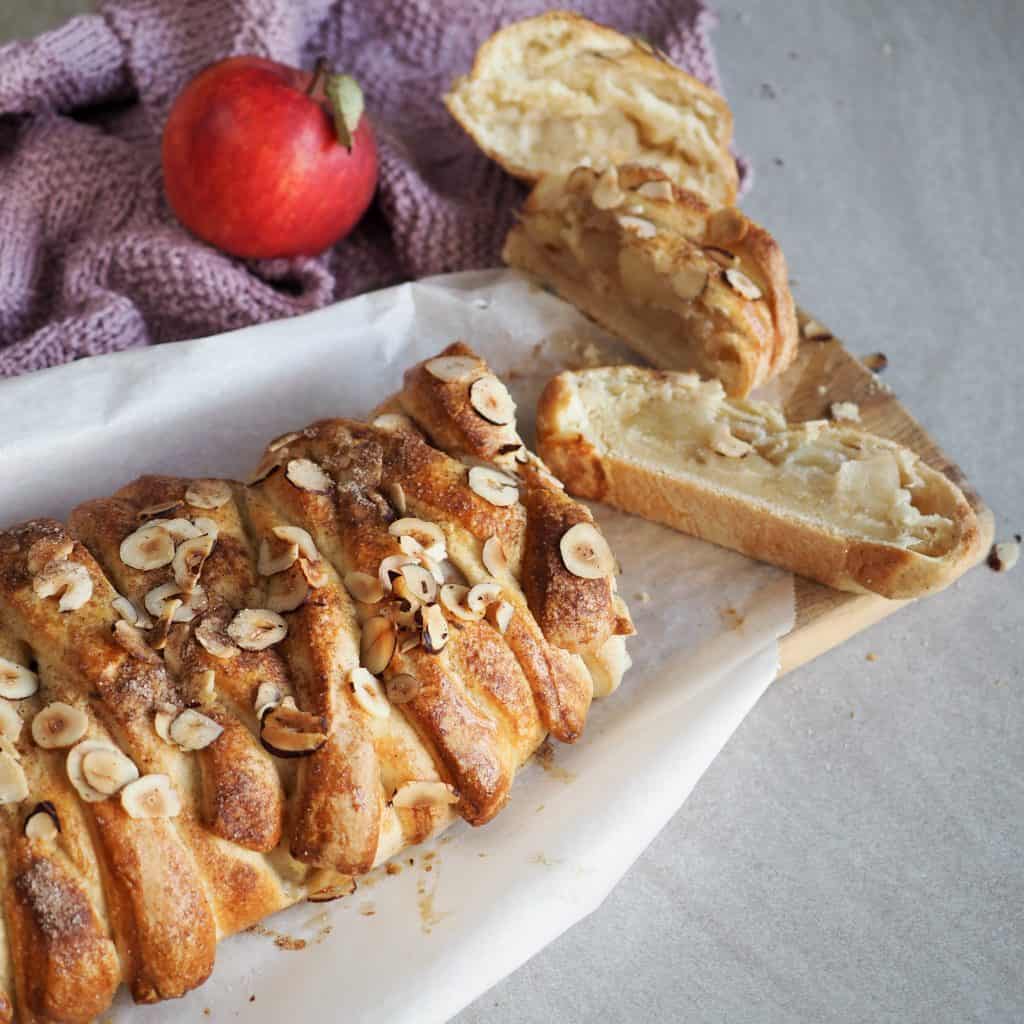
xmin=0 ymin=343 xmax=632 ymax=1022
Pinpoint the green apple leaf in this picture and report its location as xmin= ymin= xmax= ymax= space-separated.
xmin=325 ymin=73 xmax=365 ymax=150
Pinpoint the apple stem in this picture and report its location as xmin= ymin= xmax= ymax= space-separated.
xmin=306 ymin=57 xmax=328 ymax=97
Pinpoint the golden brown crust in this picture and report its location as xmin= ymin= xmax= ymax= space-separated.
xmin=537 ymin=367 xmax=983 ymax=599
xmin=445 ymin=11 xmax=738 ymax=206
xmin=504 ymin=164 xmax=797 ymax=398
xmin=0 ymin=344 xmax=631 ymax=1020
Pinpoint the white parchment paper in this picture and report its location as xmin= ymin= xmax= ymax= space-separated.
xmin=0 ymin=269 xmax=794 ymax=1023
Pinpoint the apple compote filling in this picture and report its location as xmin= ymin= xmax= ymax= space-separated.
xmin=575 ymin=368 xmax=956 ymax=556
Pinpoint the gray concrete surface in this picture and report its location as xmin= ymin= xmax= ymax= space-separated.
xmin=3 ymin=2 xmax=1021 ymax=1022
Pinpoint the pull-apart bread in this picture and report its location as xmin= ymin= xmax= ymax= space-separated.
xmin=0 ymin=344 xmax=630 ymax=1021
xmin=504 ymin=163 xmax=798 ymax=398
xmin=445 ymin=11 xmax=739 ymax=207
xmin=537 ymin=365 xmax=982 ymax=599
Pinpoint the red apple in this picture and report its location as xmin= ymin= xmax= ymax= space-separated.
xmin=162 ymin=56 xmax=378 ymax=260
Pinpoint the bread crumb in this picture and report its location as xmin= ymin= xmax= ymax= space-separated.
xmin=866 ymin=652 xmax=878 ymax=662
xmin=385 ymin=862 xmax=401 ymax=875
xmin=830 ymin=401 xmax=861 ymax=423
xmin=359 ymin=902 xmax=376 ymax=917
xmin=634 ymin=591 xmax=651 ymax=603
xmin=988 ymin=538 xmax=1020 ymax=573
xmin=862 ymin=351 xmax=888 ymax=373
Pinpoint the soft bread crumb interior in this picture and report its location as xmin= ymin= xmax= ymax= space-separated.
xmin=449 ymin=21 xmax=732 ymax=205
xmin=573 ymin=368 xmax=956 ymax=556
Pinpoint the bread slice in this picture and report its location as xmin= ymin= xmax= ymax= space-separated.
xmin=537 ymin=366 xmax=983 ymax=599
xmin=445 ymin=11 xmax=738 ymax=207
xmin=503 ymin=163 xmax=798 ymax=398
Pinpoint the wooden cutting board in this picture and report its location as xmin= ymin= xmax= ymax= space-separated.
xmin=774 ymin=312 xmax=993 ymax=674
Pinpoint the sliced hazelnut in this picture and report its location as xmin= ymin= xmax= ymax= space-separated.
xmin=307 ymin=873 xmax=357 ymax=902
xmin=390 ymin=780 xmax=458 ymax=808
xmin=121 ymin=774 xmax=181 ymax=819
xmin=32 ymin=702 xmax=88 ymax=749
xmin=254 ymin=681 xmax=283 ymax=720
xmin=384 ymin=674 xmax=421 ymax=705
xmin=258 ymin=538 xmax=299 ymax=576
xmin=489 ymin=600 xmax=514 ymax=635
xmin=706 ymin=207 xmax=749 ymax=246
xmin=591 ymin=165 xmax=624 ymax=210
xmin=153 ymin=518 xmax=203 ymax=542
xmin=671 ymin=265 xmax=708 ymax=300
xmin=988 ymin=541 xmax=1020 ymax=573
xmin=286 ymin=458 xmax=332 ymax=493
xmin=560 ymin=523 xmax=615 ymax=579
xmin=24 ymin=802 xmax=60 ymax=842
xmin=195 ymin=614 xmax=240 ymax=660
xmin=378 ymin=554 xmax=413 ymax=594
xmin=724 ymin=267 xmax=763 ymax=301
xmin=33 ymin=560 xmax=93 ymax=612
xmin=298 ymin=557 xmax=328 ymax=589
xmin=420 ymin=604 xmax=450 ymax=654
xmin=384 ymin=481 xmax=407 ymax=516
xmin=466 ymin=581 xmax=503 ymax=616
xmin=137 ymin=499 xmax=183 ymax=519
xmin=704 ymin=246 xmax=738 ymax=268
xmin=344 ymin=571 xmax=385 ymax=605
xmin=185 ymin=479 xmax=232 ymax=510
xmin=260 ymin=699 xmax=328 ymax=758
xmin=112 ymin=620 xmax=160 ymax=664
xmin=616 ymin=215 xmax=657 ymax=239
xmin=173 ymin=533 xmax=215 ymax=592
xmin=469 ymin=375 xmax=516 ymax=426
xmin=372 ymin=413 xmax=416 ymax=433
xmin=389 ymin=518 xmax=446 ymax=561
xmin=154 ymin=707 xmax=175 ymax=743
xmin=349 ymin=667 xmax=390 ymax=718
xmin=0 ymin=656 xmax=38 ymax=700
xmin=26 ymin=538 xmax=74 ymax=575
xmin=169 ymin=708 xmax=224 ymax=751
xmin=0 ymin=701 xmax=22 ymax=744
xmin=269 ymin=430 xmax=301 ymax=452
xmin=634 ymin=178 xmax=674 ymax=200
xmin=227 ymin=609 xmax=288 ymax=651
xmin=400 ymin=563 xmax=437 ymax=605
xmin=144 ymin=582 xmax=207 ymax=623
xmin=802 ymin=319 xmax=832 ymax=341
xmin=424 ymin=355 xmax=480 ymax=382
xmin=66 ymin=740 xmax=115 ymax=802
xmin=267 ymin=571 xmax=310 ymax=613
xmin=397 ymin=629 xmax=421 ymax=654
xmin=0 ymin=753 xmax=28 ymax=805
xmin=468 ymin=466 xmax=519 ymax=507
xmin=482 ymin=536 xmax=508 ymax=577
xmin=119 ymin=524 xmax=175 ymax=571
xmin=418 ymin=550 xmax=447 ymax=586
xmin=361 ymin=616 xmax=397 ymax=675
xmin=81 ymin=746 xmax=138 ymax=796
xmin=440 ymin=584 xmax=480 ymax=622
xmin=112 ymin=595 xmax=152 ymax=629
xmin=272 ymin=526 xmax=319 ymax=563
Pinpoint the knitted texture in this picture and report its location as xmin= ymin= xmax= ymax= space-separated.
xmin=0 ymin=0 xmax=742 ymax=376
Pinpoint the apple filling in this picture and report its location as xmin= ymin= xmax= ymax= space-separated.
xmin=572 ymin=367 xmax=957 ymax=556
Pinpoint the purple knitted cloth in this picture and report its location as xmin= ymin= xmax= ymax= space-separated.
xmin=0 ymin=0 xmax=738 ymax=376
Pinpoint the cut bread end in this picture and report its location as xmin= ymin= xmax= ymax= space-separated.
xmin=537 ymin=366 xmax=983 ymax=599
xmin=503 ymin=163 xmax=798 ymax=398
xmin=445 ymin=11 xmax=738 ymax=207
